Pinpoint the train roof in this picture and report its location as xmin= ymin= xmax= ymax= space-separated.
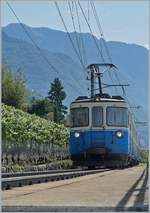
xmin=71 ymin=94 xmax=126 ymax=104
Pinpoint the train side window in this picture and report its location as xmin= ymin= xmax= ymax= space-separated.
xmin=70 ymin=107 xmax=89 ymax=127
xmin=92 ymin=107 xmax=103 ymax=127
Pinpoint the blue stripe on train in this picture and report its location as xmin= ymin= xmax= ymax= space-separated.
xmin=70 ymin=130 xmax=129 ymax=155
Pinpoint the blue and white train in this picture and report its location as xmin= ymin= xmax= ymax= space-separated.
xmin=69 ymin=64 xmax=141 ymax=168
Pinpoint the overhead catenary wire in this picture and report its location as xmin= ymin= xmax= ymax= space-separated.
xmin=87 ymin=0 xmax=90 ymax=22
xmin=67 ymin=1 xmax=85 ymax=68
xmin=74 ymin=1 xmax=87 ymax=67
xmin=54 ymin=1 xmax=85 ymax=70
xmin=73 ymin=1 xmax=89 ymax=95
xmin=90 ymin=1 xmax=131 ymax=99
xmin=90 ymin=3 xmax=120 ymax=77
xmin=84 ymin=1 xmax=118 ymax=94
xmin=54 ymin=0 xmax=88 ymax=94
xmin=77 ymin=0 xmax=105 ymax=64
xmin=90 ymin=1 xmax=112 ymax=62
xmin=78 ymin=2 xmax=117 ymax=96
xmin=6 ymin=0 xmax=85 ymax=96
xmin=6 ymin=1 xmax=59 ymax=75
xmin=76 ymin=1 xmax=116 ymax=95
xmin=90 ymin=1 xmax=120 ymax=94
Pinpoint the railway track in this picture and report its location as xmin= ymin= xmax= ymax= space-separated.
xmin=2 ymin=168 xmax=110 ymax=190
xmin=2 ymin=168 xmax=81 ymax=178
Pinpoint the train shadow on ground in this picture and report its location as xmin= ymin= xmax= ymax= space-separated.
xmin=115 ymin=165 xmax=149 ymax=211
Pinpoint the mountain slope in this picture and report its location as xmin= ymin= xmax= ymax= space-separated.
xmin=2 ymin=23 xmax=148 ymax=110
xmin=2 ymin=32 xmax=87 ymax=105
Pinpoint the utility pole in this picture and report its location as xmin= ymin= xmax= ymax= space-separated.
xmin=90 ymin=65 xmax=95 ymax=99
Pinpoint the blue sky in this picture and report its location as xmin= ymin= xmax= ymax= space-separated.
xmin=1 ymin=0 xmax=149 ymax=48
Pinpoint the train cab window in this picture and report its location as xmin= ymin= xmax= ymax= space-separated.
xmin=70 ymin=107 xmax=89 ymax=127
xmin=92 ymin=107 xmax=103 ymax=127
xmin=106 ymin=107 xmax=128 ymax=127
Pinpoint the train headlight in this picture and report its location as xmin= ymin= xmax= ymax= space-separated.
xmin=115 ymin=131 xmax=123 ymax=138
xmin=74 ymin=132 xmax=80 ymax=138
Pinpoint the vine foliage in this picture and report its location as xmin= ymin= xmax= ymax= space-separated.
xmin=2 ymin=104 xmax=69 ymax=146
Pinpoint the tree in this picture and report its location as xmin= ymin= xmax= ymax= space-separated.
xmin=140 ymin=149 xmax=149 ymax=163
xmin=2 ymin=65 xmax=27 ymax=110
xmin=48 ymin=78 xmax=67 ymax=123
xmin=28 ymin=97 xmax=54 ymax=119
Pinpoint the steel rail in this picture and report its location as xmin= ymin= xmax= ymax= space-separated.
xmin=2 ymin=168 xmax=110 ymax=190
xmin=2 ymin=168 xmax=82 ymax=178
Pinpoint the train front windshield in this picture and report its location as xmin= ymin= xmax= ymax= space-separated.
xmin=70 ymin=107 xmax=89 ymax=127
xmin=106 ymin=107 xmax=128 ymax=127
xmin=70 ymin=106 xmax=128 ymax=128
